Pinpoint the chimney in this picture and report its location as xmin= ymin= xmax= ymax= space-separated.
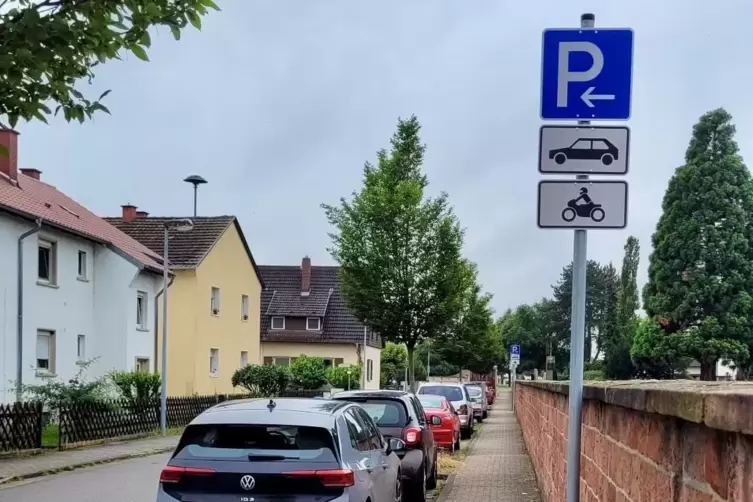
xmin=136 ymin=210 xmax=149 ymax=218
xmin=121 ymin=204 xmax=137 ymax=222
xmin=20 ymin=168 xmax=41 ymax=180
xmin=0 ymin=129 xmax=19 ymax=182
xmin=301 ymin=256 xmax=311 ymax=296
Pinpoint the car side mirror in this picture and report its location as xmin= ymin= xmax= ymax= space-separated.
xmin=431 ymin=416 xmax=442 ymax=426
xmin=388 ymin=438 xmax=406 ymax=453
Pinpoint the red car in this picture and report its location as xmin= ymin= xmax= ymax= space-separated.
xmin=418 ymin=394 xmax=461 ymax=453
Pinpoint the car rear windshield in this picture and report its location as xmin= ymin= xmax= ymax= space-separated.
xmin=359 ymin=400 xmax=408 ymax=427
xmin=419 ymin=386 xmax=463 ymax=402
xmin=173 ymin=424 xmax=337 ymax=462
xmin=466 ymin=386 xmax=483 ymax=398
xmin=418 ymin=395 xmax=444 ymax=408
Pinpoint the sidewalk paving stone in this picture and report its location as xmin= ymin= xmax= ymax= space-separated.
xmin=439 ymin=389 xmax=541 ymax=502
xmin=0 ymin=435 xmax=179 ymax=484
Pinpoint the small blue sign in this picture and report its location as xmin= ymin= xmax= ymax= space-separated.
xmin=540 ymin=28 xmax=634 ymax=120
xmin=511 ymin=344 xmax=520 ymax=356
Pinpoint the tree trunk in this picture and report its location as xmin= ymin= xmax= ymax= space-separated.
xmin=700 ymin=360 xmax=717 ymax=381
xmin=406 ymin=344 xmax=416 ymax=392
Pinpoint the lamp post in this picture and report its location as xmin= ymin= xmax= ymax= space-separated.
xmin=347 ymin=368 xmax=352 ymax=391
xmin=160 ymin=218 xmax=194 ymax=435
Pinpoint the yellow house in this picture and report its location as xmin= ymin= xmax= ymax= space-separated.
xmin=258 ymin=256 xmax=382 ymax=389
xmin=105 ymin=208 xmax=263 ymax=395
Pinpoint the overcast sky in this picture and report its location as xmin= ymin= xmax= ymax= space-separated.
xmin=18 ymin=0 xmax=753 ymax=314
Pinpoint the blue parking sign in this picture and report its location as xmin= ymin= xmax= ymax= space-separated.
xmin=540 ymin=28 xmax=634 ymax=120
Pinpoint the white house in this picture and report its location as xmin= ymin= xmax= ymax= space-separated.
xmin=0 ymin=130 xmax=167 ymax=404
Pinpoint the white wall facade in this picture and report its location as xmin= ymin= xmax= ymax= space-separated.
xmin=0 ymin=214 xmax=162 ymax=403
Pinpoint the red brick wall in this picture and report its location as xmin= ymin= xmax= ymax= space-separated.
xmin=515 ymin=382 xmax=753 ymax=502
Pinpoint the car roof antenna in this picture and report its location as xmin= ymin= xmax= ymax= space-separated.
xmin=267 ymin=399 xmax=276 ymax=412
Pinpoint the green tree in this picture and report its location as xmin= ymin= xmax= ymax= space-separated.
xmin=551 ymin=260 xmax=608 ymax=361
xmin=323 ymin=116 xmax=466 ymax=389
xmin=631 ymin=317 xmax=690 ymax=378
xmin=415 ymin=341 xmax=459 ymax=377
xmin=643 ymin=108 xmax=753 ymax=380
xmin=326 ymin=364 xmax=361 ymax=390
xmin=604 ymin=236 xmax=640 ymax=379
xmin=433 ymin=262 xmax=501 ymax=374
xmin=380 ymin=342 xmax=427 ymax=387
xmin=498 ymin=302 xmax=554 ymax=374
xmin=231 ymin=364 xmax=290 ymax=396
xmin=109 ymin=370 xmax=161 ymax=404
xmin=289 ymin=355 xmax=328 ymax=390
xmin=0 ymin=0 xmax=219 ymax=129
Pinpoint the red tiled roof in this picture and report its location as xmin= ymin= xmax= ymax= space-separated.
xmin=0 ymin=174 xmax=164 ymax=272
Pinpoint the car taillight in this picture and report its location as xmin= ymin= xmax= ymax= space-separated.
xmin=159 ymin=465 xmax=215 ymax=483
xmin=403 ymin=426 xmax=422 ymax=445
xmin=458 ymin=405 xmax=468 ymax=415
xmin=283 ymin=469 xmax=355 ymax=487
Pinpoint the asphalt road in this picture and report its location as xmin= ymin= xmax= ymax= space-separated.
xmin=0 ymin=453 xmax=171 ymax=502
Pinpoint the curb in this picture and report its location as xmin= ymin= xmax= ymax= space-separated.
xmin=0 ymin=446 xmax=175 ymax=487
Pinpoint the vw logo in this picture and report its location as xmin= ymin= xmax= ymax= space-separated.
xmin=240 ymin=475 xmax=256 ymax=491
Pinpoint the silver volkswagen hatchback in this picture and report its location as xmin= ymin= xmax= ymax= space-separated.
xmin=156 ymin=397 xmax=405 ymax=502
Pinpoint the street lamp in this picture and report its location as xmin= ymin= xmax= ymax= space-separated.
xmin=347 ymin=368 xmax=352 ymax=391
xmin=160 ymin=218 xmax=194 ymax=435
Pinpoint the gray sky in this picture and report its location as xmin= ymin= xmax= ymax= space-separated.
xmin=19 ymin=0 xmax=753 ymax=314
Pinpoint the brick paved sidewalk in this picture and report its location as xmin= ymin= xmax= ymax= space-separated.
xmin=0 ymin=435 xmax=178 ymax=484
xmin=440 ymin=389 xmax=541 ymax=502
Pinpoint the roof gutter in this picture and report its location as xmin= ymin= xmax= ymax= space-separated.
xmin=16 ymin=218 xmax=42 ymax=402
xmin=154 ymin=274 xmax=175 ymax=368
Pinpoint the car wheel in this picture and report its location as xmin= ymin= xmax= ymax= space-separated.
xmin=426 ymin=454 xmax=437 ymax=489
xmin=483 ymin=410 xmax=488 ymax=419
xmin=394 ymin=473 xmax=403 ymax=502
xmin=461 ymin=426 xmax=471 ymax=440
xmin=405 ymin=463 xmax=427 ymax=502
xmin=454 ymin=434 xmax=461 ymax=451
xmin=601 ymin=153 xmax=614 ymax=166
xmin=554 ymin=153 xmax=567 ymax=164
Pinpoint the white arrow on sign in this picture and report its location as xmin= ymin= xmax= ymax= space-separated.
xmin=581 ymin=86 xmax=615 ymax=108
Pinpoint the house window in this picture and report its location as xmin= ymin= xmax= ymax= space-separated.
xmin=136 ymin=291 xmax=147 ymax=329
xmin=240 ymin=351 xmax=249 ymax=367
xmin=76 ymin=335 xmax=86 ymax=362
xmin=36 ymin=330 xmax=55 ymax=372
xmin=334 ymin=358 xmax=344 ymax=367
xmin=210 ymin=348 xmax=220 ymax=375
xmin=77 ymin=250 xmax=87 ymax=279
xmin=367 ymin=359 xmax=373 ymax=382
xmin=211 ymin=287 xmax=220 ymax=315
xmin=135 ymin=357 xmax=150 ymax=372
xmin=271 ymin=316 xmax=285 ymax=330
xmin=37 ymin=239 xmax=57 ymax=284
xmin=241 ymin=295 xmax=249 ymax=321
xmin=306 ymin=317 xmax=321 ymax=331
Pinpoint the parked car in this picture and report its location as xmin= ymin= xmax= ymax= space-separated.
xmin=469 ymin=381 xmax=491 ymax=418
xmin=464 ymin=383 xmax=486 ymax=423
xmin=417 ymin=382 xmax=474 ymax=440
xmin=418 ymin=394 xmax=461 ymax=452
xmin=332 ymin=390 xmax=438 ymax=502
xmin=157 ymin=397 xmax=405 ymax=502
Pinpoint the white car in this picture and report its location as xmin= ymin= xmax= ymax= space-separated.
xmin=417 ymin=383 xmax=474 ymax=439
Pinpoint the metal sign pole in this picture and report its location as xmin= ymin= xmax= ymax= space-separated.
xmin=565 ymin=13 xmax=593 ymax=502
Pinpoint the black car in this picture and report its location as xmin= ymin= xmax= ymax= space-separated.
xmin=549 ymin=138 xmax=619 ymax=166
xmin=332 ymin=390 xmax=438 ymax=502
xmin=156 ymin=397 xmax=405 ymax=502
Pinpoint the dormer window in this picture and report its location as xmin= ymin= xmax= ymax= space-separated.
xmin=306 ymin=317 xmax=321 ymax=331
xmin=271 ymin=316 xmax=285 ymax=330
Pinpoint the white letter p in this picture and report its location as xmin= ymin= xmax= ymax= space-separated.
xmin=557 ymin=41 xmax=603 ymax=107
